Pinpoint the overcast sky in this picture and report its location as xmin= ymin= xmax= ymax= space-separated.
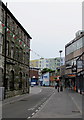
xmin=2 ymin=0 xmax=82 ymax=60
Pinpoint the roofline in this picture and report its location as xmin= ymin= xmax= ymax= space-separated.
xmin=65 ymin=33 xmax=84 ymax=48
xmin=1 ymin=1 xmax=32 ymax=39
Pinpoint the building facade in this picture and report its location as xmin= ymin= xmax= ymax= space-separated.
xmin=30 ymin=57 xmax=65 ymax=71
xmin=0 ymin=1 xmax=32 ymax=98
xmin=29 ymin=68 xmax=39 ymax=85
xmin=65 ymin=30 xmax=84 ymax=93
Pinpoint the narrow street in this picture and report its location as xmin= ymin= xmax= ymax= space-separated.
xmin=2 ymin=87 xmax=54 ymax=118
xmin=2 ymin=86 xmax=82 ymax=119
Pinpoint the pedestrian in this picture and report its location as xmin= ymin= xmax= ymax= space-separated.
xmin=60 ymin=82 xmax=63 ymax=92
xmin=55 ymin=82 xmax=57 ymax=89
xmin=57 ymin=82 xmax=60 ymax=92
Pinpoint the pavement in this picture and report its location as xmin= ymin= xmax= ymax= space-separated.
xmin=2 ymin=86 xmax=42 ymax=105
xmin=32 ymin=87 xmax=83 ymax=119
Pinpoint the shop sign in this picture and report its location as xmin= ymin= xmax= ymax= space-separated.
xmin=77 ymin=60 xmax=83 ymax=69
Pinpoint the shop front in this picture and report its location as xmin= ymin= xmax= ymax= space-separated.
xmin=76 ymin=70 xmax=84 ymax=94
xmin=65 ymin=74 xmax=76 ymax=90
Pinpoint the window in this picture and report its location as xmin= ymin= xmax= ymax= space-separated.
xmin=23 ymin=72 xmax=25 ymax=77
xmin=0 ymin=44 xmax=2 ymax=60
xmin=27 ymin=37 xmax=30 ymax=47
xmin=46 ymin=60 xmax=49 ymax=63
xmin=12 ymin=21 xmax=15 ymax=32
xmin=46 ymin=64 xmax=49 ymax=67
xmin=0 ymin=22 xmax=2 ymax=33
xmin=0 ymin=44 xmax=2 ymax=53
xmin=77 ymin=38 xmax=82 ymax=50
xmin=10 ymin=70 xmax=14 ymax=91
xmin=24 ymin=34 xmax=26 ymax=43
xmin=83 ymin=37 xmax=84 ymax=47
xmin=1 ymin=9 xmax=4 ymax=23
xmin=16 ymin=25 xmax=19 ymax=35
xmin=11 ymin=42 xmax=14 ymax=58
xmin=21 ymin=31 xmax=23 ymax=39
xmin=19 ymin=72 xmax=22 ymax=89
xmin=6 ymin=41 xmax=9 ymax=56
xmin=57 ymin=63 xmax=60 ymax=66
xmin=57 ymin=59 xmax=60 ymax=62
xmin=66 ymin=61 xmax=72 ymax=68
xmin=19 ymin=48 xmax=23 ymax=62
xmin=0 ymin=34 xmax=3 ymax=44
xmin=25 ymin=36 xmax=27 ymax=44
xmin=7 ymin=15 xmax=10 ymax=27
xmin=66 ymin=37 xmax=84 ymax=55
xmin=23 ymin=52 xmax=25 ymax=63
xmin=15 ymin=47 xmax=19 ymax=60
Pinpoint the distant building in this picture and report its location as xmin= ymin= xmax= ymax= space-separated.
xmin=30 ymin=57 xmax=65 ymax=70
xmin=0 ymin=1 xmax=32 ymax=98
xmin=29 ymin=68 xmax=40 ymax=85
xmin=41 ymin=72 xmax=50 ymax=86
xmin=65 ymin=30 xmax=84 ymax=93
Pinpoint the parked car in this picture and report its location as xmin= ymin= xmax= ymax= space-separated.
xmin=31 ymin=84 xmax=34 ymax=87
xmin=31 ymin=82 xmax=36 ymax=87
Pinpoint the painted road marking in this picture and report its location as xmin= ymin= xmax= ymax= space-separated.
xmin=38 ymin=107 xmax=40 ymax=109
xmin=32 ymin=113 xmax=35 ymax=116
xmin=31 ymin=92 xmax=55 ymax=118
xmin=69 ymin=94 xmax=82 ymax=114
xmin=35 ymin=109 xmax=38 ymax=112
xmin=28 ymin=108 xmax=35 ymax=111
xmin=27 ymin=116 xmax=31 ymax=119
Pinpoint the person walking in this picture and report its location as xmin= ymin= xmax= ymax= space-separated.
xmin=60 ymin=82 xmax=63 ymax=92
xmin=57 ymin=82 xmax=60 ymax=92
xmin=55 ymin=82 xmax=57 ymax=89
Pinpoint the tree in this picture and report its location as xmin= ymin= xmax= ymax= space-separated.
xmin=41 ymin=68 xmax=55 ymax=74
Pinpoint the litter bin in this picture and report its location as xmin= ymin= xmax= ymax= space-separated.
xmin=0 ymin=87 xmax=4 ymax=101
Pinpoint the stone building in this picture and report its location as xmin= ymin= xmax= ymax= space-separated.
xmin=0 ymin=1 xmax=32 ymax=98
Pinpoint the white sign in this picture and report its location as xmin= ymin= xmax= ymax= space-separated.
xmin=77 ymin=60 xmax=83 ymax=69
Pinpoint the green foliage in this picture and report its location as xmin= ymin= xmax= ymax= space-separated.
xmin=41 ymin=68 xmax=55 ymax=74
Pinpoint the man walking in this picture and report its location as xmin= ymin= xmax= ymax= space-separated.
xmin=55 ymin=82 xmax=57 ymax=89
xmin=57 ymin=82 xmax=60 ymax=92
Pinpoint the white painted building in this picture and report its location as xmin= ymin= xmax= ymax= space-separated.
xmin=30 ymin=57 xmax=65 ymax=70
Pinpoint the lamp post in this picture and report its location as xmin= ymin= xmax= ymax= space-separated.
xmin=59 ymin=50 xmax=62 ymax=67
xmin=59 ymin=50 xmax=63 ymax=80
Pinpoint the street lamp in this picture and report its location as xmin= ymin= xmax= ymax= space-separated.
xmin=59 ymin=50 xmax=63 ymax=67
xmin=59 ymin=50 xmax=63 ymax=78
